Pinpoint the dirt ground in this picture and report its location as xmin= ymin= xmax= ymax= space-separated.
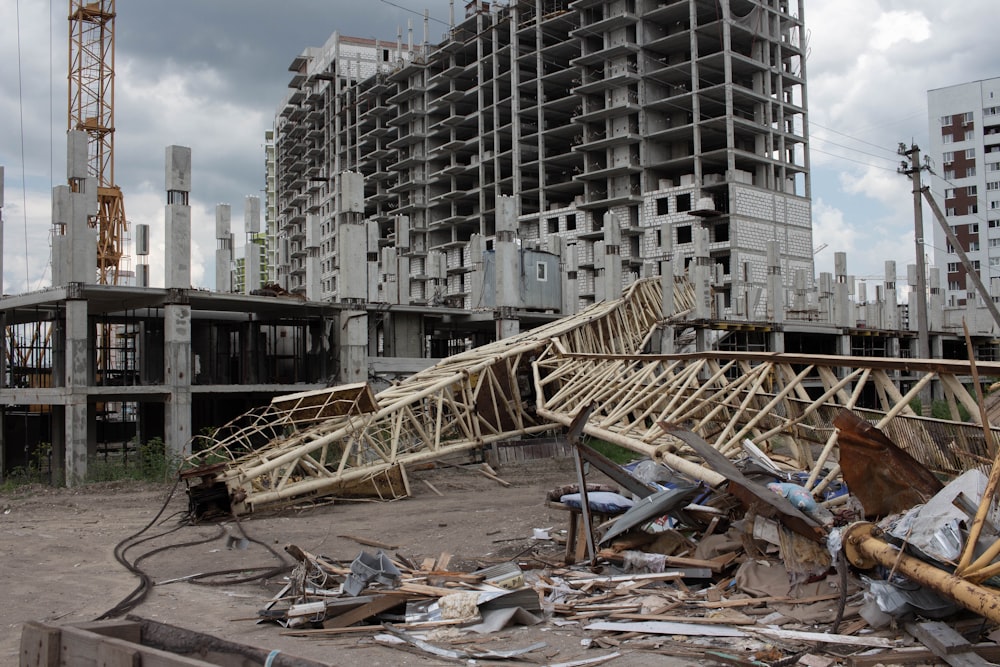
xmin=1 ymin=457 xmax=699 ymax=666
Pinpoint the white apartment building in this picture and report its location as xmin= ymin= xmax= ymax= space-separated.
xmin=928 ymin=77 xmax=1000 ymax=307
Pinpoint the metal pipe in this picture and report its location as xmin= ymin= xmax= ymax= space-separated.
xmin=843 ymin=522 xmax=1000 ymax=623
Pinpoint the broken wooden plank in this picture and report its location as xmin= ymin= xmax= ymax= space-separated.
xmin=906 ymin=621 xmax=995 ymax=667
xmin=337 ymin=535 xmax=400 ymax=550
xmin=323 ymin=594 xmax=407 ymax=629
xmin=847 ymin=644 xmax=1000 ymax=667
xmin=748 ymin=627 xmax=897 ymax=649
xmin=19 ymin=621 xmax=60 ymax=667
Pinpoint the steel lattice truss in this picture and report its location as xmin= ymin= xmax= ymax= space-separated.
xmin=186 ymin=276 xmax=1000 ymax=515
xmin=186 ymin=277 xmax=696 ymax=513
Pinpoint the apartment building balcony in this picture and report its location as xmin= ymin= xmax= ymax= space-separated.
xmin=572 ymin=9 xmax=638 ymax=36
xmin=574 ymin=130 xmax=641 ymax=152
xmin=577 ymin=161 xmax=642 ymax=181
xmin=573 ymin=101 xmax=640 ymax=123
xmin=572 ymin=42 xmax=639 ymax=67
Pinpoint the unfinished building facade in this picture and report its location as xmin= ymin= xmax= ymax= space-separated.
xmin=270 ymin=0 xmax=813 ymax=322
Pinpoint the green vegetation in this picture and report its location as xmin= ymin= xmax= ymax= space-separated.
xmin=909 ymin=398 xmax=972 ymax=422
xmin=0 ymin=442 xmax=54 ymax=491
xmin=587 ymin=439 xmax=636 ymax=465
xmin=86 ymin=437 xmax=180 ymax=483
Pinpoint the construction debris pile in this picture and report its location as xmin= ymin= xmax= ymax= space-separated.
xmin=241 ymin=410 xmax=1000 ymax=666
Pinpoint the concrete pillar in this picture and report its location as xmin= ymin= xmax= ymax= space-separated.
xmin=135 ymin=223 xmax=150 ymax=287
xmin=659 ymin=221 xmax=675 ymax=354
xmin=692 ymin=227 xmax=712 ymax=320
xmin=64 ymin=297 xmax=90 ymax=485
xmin=164 ymin=298 xmax=192 ymax=459
xmin=304 ymin=212 xmax=319 ymax=299
xmin=602 ymin=212 xmax=622 ymax=301
xmin=338 ymin=171 xmax=367 ymax=383
xmin=833 ymin=252 xmax=850 ymax=327
xmin=495 ymin=195 xmax=519 ymax=339
xmin=884 ymin=261 xmax=898 ymax=330
xmin=165 ymin=146 xmax=192 ymax=289
xmin=766 ymin=241 xmax=784 ymax=325
xmin=163 ymin=146 xmax=193 ymax=459
xmin=215 ymin=204 xmax=232 ymax=292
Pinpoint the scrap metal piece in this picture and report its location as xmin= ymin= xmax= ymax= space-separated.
xmin=834 ymin=410 xmax=943 ymax=518
xmin=843 ymin=522 xmax=1000 ymax=624
xmin=659 ymin=421 xmax=825 ymax=542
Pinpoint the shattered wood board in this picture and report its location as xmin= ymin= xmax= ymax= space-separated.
xmin=659 ymin=422 xmax=825 ymax=542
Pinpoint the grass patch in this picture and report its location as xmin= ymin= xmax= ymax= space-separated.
xmin=87 ymin=437 xmax=180 ymax=483
xmin=586 ymin=439 xmax=636 ymax=465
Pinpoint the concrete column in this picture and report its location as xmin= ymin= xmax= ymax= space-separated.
xmin=884 ymin=261 xmax=898 ymax=330
xmin=164 ymin=298 xmax=192 ymax=459
xmin=692 ymin=227 xmax=712 ymax=320
xmin=163 ymin=146 xmax=193 ymax=459
xmin=602 ymin=212 xmax=622 ymax=301
xmin=64 ymin=297 xmax=90 ymax=485
xmin=165 ymin=146 xmax=192 ymax=289
xmin=766 ymin=241 xmax=784 ymax=325
xmin=495 ymin=195 xmax=519 ymax=339
xmin=304 ymin=212 xmax=319 ymax=299
xmin=659 ymin=221 xmax=675 ymax=354
xmin=338 ymin=171 xmax=367 ymax=383
xmin=215 ymin=204 xmax=232 ymax=292
xmin=833 ymin=252 xmax=850 ymax=327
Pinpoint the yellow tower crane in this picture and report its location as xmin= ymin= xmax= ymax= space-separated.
xmin=68 ymin=0 xmax=127 ymax=284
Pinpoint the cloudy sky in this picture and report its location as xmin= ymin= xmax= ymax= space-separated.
xmin=0 ymin=0 xmax=997 ymax=294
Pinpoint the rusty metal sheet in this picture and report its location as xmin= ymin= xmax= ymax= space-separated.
xmin=834 ymin=409 xmax=943 ymax=519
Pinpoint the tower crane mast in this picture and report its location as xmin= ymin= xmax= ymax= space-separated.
xmin=68 ymin=0 xmax=127 ymax=284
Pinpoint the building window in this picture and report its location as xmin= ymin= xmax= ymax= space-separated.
xmin=971 ymin=204 xmax=979 ymax=215
xmin=972 ymin=260 xmax=981 ymax=270
xmin=941 ymin=114 xmax=952 ymax=125
xmin=949 ymin=280 xmax=962 ymax=290
xmin=547 ymin=217 xmax=559 ymax=233
xmin=964 ymin=111 xmax=975 ymax=124
xmin=990 ymin=238 xmax=1000 ymax=247
xmin=943 ymin=151 xmax=955 ymax=163
xmin=943 ymin=134 xmax=954 ymax=144
xmin=948 ymin=262 xmax=960 ymax=272
xmin=946 ymin=207 xmax=957 ymax=216
xmin=566 ymin=214 xmax=577 ymax=230
xmin=657 ymin=197 xmax=669 ymax=215
xmin=967 ymin=166 xmax=978 ymax=178
xmin=969 ymin=186 xmax=979 ymax=196
xmin=945 ymin=188 xmax=956 ymax=199
xmin=992 ymin=201 xmax=1000 ymax=209
xmin=991 ymin=256 xmax=1000 ymax=268
xmin=945 ymin=169 xmax=957 ymax=180
xmin=677 ymin=224 xmax=693 ymax=244
xmin=970 ymin=223 xmax=979 ymax=233
xmin=536 ymin=262 xmax=547 ymax=281
xmin=966 ymin=130 xmax=976 ymax=141
xmin=988 ymin=182 xmax=1000 ymax=191
xmin=970 ymin=241 xmax=981 ymax=251
xmin=990 ymin=219 xmax=1000 ymax=228
xmin=676 ymin=193 xmax=692 ymax=212
xmin=967 ymin=148 xmax=977 ymax=159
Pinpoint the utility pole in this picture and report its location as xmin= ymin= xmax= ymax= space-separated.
xmin=899 ymin=143 xmax=931 ymax=360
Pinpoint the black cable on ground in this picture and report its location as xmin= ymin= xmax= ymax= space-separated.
xmin=96 ymin=479 xmax=296 ymax=620
xmin=95 ymin=474 xmax=183 ymax=620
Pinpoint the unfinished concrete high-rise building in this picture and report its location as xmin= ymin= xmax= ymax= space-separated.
xmin=271 ymin=0 xmax=812 ymax=335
